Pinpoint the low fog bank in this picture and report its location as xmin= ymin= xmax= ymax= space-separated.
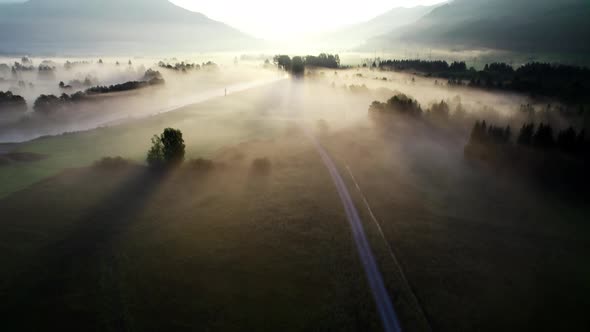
xmin=0 ymin=55 xmax=283 ymax=142
xmin=2 ymin=53 xmax=587 ymax=183
xmin=3 ymin=51 xmax=587 ymax=143
xmin=0 ymin=50 xmax=588 ymax=332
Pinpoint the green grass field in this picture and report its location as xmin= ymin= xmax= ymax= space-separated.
xmin=0 ymin=134 xmax=435 ymax=331
xmin=0 ymin=84 xmax=287 ymax=198
xmin=1 ymin=79 xmax=589 ymax=331
xmin=323 ymin=122 xmax=590 ymax=331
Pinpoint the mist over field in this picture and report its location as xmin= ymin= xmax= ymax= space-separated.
xmin=0 ymin=55 xmax=283 ymax=141
xmin=0 ymin=1 xmax=589 ymax=332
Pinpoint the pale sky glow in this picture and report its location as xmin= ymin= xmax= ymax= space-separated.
xmin=0 ymin=0 xmax=448 ymax=40
xmin=170 ymin=0 xmax=448 ymax=39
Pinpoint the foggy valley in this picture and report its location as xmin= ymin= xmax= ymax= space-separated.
xmin=0 ymin=0 xmax=589 ymax=331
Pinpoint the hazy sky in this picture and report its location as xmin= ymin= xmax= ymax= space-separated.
xmin=170 ymin=0 xmax=448 ymax=39
xmin=0 ymin=0 xmax=448 ymax=39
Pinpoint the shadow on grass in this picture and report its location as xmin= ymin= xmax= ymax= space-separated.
xmin=0 ymin=165 xmax=172 ymax=331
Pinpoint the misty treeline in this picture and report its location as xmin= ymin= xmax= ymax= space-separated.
xmin=0 ymin=60 xmax=57 ymax=81
xmin=9 ymin=58 xmax=130 ymax=72
xmin=274 ymin=53 xmax=341 ymax=75
xmin=2 ymin=58 xmax=97 ymax=79
xmin=370 ymin=91 xmax=588 ymax=148
xmin=59 ymin=75 xmax=99 ymax=90
xmin=378 ymin=59 xmax=590 ymax=104
xmin=369 ymin=93 xmax=462 ymax=123
xmin=30 ymin=70 xmax=164 ymax=115
xmin=369 ymin=91 xmax=589 ymax=157
xmin=467 ymin=120 xmax=587 ymax=156
xmin=1 ymin=57 xmax=146 ymax=83
xmin=0 ymin=91 xmax=27 ymax=113
xmin=465 ymin=119 xmax=589 ymax=195
xmin=158 ymin=61 xmax=218 ymax=72
xmin=64 ymin=60 xmax=94 ymax=70
xmin=85 ymin=71 xmax=164 ymax=94
xmin=369 ymin=91 xmax=590 ymax=194
xmin=1 ymin=58 xmax=146 ymax=102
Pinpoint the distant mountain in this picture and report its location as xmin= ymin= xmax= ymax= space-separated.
xmin=363 ymin=0 xmax=590 ymax=56
xmin=319 ymin=5 xmax=438 ymax=50
xmin=308 ymin=5 xmax=438 ymax=50
xmin=0 ymin=0 xmax=257 ymax=54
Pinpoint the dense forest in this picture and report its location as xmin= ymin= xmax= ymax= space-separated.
xmin=378 ymin=60 xmax=590 ymax=103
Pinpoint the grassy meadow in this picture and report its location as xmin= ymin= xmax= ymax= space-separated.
xmin=0 ymin=131 xmax=432 ymax=332
xmin=0 ymin=84 xmax=285 ymax=198
xmin=1 ymin=74 xmax=589 ymax=331
xmin=322 ymin=119 xmax=590 ymax=331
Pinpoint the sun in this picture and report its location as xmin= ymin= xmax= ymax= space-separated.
xmin=169 ymin=0 xmax=448 ymax=39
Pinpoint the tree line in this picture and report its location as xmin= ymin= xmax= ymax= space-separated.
xmin=158 ymin=61 xmax=200 ymax=72
xmin=86 ymin=76 xmax=164 ymax=95
xmin=368 ymin=94 xmax=462 ymax=123
xmin=368 ymin=91 xmax=588 ymax=157
xmin=379 ymin=59 xmax=467 ymax=73
xmin=465 ymin=119 xmax=589 ymax=195
xmin=303 ymin=54 xmax=340 ymax=68
xmin=59 ymin=75 xmax=99 ymax=90
xmin=0 ymin=91 xmax=27 ymax=113
xmin=85 ymin=69 xmax=163 ymax=94
xmin=34 ymin=70 xmax=164 ymax=114
xmin=273 ymin=53 xmax=341 ymax=76
xmin=467 ymin=120 xmax=588 ymax=157
xmin=368 ymin=91 xmax=589 ymax=194
xmin=378 ymin=59 xmax=590 ymax=103
xmin=369 ymin=93 xmax=423 ymax=117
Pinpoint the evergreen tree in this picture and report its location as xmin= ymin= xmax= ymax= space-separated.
xmin=504 ymin=126 xmax=512 ymax=143
xmin=518 ymin=123 xmax=535 ymax=146
xmin=533 ymin=123 xmax=555 ymax=148
xmin=557 ymin=127 xmax=577 ymax=152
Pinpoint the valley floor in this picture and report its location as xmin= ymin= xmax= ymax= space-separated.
xmin=0 ymin=80 xmax=588 ymax=331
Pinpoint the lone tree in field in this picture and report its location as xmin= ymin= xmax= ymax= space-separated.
xmin=147 ymin=128 xmax=185 ymax=168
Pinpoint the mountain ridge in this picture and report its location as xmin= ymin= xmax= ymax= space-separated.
xmin=306 ymin=5 xmax=438 ymax=50
xmin=0 ymin=0 xmax=257 ymax=54
xmin=362 ymin=0 xmax=590 ymax=56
